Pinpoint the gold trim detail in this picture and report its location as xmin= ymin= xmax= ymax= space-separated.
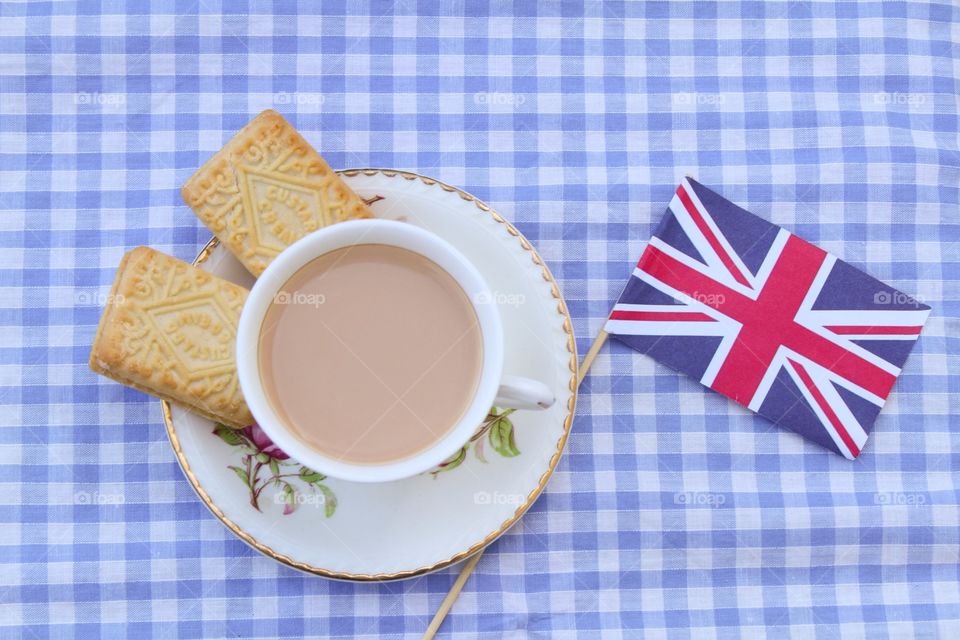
xmin=162 ymin=168 xmax=579 ymax=581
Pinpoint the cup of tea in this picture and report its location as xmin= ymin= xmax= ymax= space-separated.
xmin=236 ymin=219 xmax=555 ymax=483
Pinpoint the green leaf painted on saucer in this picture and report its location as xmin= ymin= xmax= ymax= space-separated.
xmin=431 ymin=406 xmax=522 ymax=477
xmin=281 ymin=482 xmax=297 ymax=515
xmin=318 ymin=484 xmax=337 ymax=518
xmin=299 ymin=468 xmax=325 ymax=484
xmin=228 ymin=465 xmax=250 ymax=488
xmin=489 ymin=414 xmax=520 ymax=458
xmin=430 ymin=445 xmax=467 ymax=477
xmin=215 ymin=423 xmax=249 ymax=447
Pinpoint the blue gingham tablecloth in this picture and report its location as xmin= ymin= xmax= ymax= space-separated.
xmin=1 ymin=1 xmax=958 ymax=637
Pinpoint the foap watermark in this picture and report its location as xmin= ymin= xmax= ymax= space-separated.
xmin=274 ymin=91 xmax=325 ymax=106
xmin=272 ymin=291 xmax=326 ymax=308
xmin=474 ymin=290 xmax=526 ymax=308
xmin=673 ymin=92 xmax=726 ymax=107
xmin=674 ymin=491 xmax=727 ymax=507
xmin=875 ymin=492 xmax=927 ymax=506
xmin=873 ymin=290 xmax=925 ymax=307
xmin=74 ymin=290 xmax=125 ymax=307
xmin=473 ymin=92 xmax=526 ymax=108
xmin=474 ymin=490 xmax=525 ymax=506
xmin=74 ymin=92 xmax=126 ymax=109
xmin=872 ymin=92 xmax=928 ymax=107
xmin=273 ymin=491 xmax=328 ymax=508
xmin=74 ymin=491 xmax=125 ymax=506
xmin=678 ymin=291 xmax=726 ymax=306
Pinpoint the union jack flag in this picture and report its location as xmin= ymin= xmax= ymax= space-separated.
xmin=606 ymin=178 xmax=930 ymax=459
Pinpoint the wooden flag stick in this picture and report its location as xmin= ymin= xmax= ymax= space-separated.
xmin=577 ymin=329 xmax=608 ymax=386
xmin=421 ymin=551 xmax=484 ymax=639
xmin=422 ymin=328 xmax=609 ymax=640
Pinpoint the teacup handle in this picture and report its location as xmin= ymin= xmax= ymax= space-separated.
xmin=494 ymin=374 xmax=555 ymax=410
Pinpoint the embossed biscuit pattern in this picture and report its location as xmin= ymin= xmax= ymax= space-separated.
xmin=181 ymin=109 xmax=373 ymax=277
xmin=89 ymin=246 xmax=254 ymax=427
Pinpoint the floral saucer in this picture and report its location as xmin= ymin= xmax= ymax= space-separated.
xmin=162 ymin=169 xmax=577 ymax=580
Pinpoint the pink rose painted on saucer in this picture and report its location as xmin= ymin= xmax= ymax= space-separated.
xmin=213 ymin=423 xmax=337 ymax=517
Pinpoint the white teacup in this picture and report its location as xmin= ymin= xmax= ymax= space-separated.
xmin=236 ymin=219 xmax=555 ymax=483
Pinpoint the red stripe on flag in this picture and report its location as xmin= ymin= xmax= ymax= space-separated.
xmin=825 ymin=325 xmax=922 ymax=336
xmin=789 ymin=359 xmax=860 ymax=458
xmin=638 ymin=242 xmax=898 ymax=402
xmin=676 ymin=185 xmax=751 ymax=288
xmin=609 ymin=310 xmax=716 ymax=322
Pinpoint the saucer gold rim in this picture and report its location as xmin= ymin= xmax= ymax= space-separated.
xmin=162 ymin=168 xmax=578 ymax=581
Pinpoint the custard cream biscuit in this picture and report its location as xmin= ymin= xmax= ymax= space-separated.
xmin=89 ymin=246 xmax=253 ymax=427
xmin=181 ymin=109 xmax=374 ymax=277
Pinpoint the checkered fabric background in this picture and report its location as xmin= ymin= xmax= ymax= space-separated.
xmin=1 ymin=1 xmax=958 ymax=637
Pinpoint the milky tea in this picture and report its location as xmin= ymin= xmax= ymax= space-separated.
xmin=258 ymin=244 xmax=483 ymax=464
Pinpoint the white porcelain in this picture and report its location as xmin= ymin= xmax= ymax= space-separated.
xmin=237 ymin=219 xmax=554 ymax=483
xmin=163 ymin=170 xmax=577 ymax=580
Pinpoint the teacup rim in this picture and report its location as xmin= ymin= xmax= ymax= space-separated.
xmin=236 ymin=219 xmax=504 ymax=483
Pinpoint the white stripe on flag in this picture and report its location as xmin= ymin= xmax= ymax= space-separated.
xmin=604 ymin=319 xmax=731 ymax=336
xmin=679 ymin=177 xmax=758 ymax=290
xmin=612 ymin=303 xmax=708 ymax=314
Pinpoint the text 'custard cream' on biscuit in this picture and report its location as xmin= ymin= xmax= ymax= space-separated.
xmin=181 ymin=109 xmax=374 ymax=277
xmin=89 ymin=246 xmax=254 ymax=428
